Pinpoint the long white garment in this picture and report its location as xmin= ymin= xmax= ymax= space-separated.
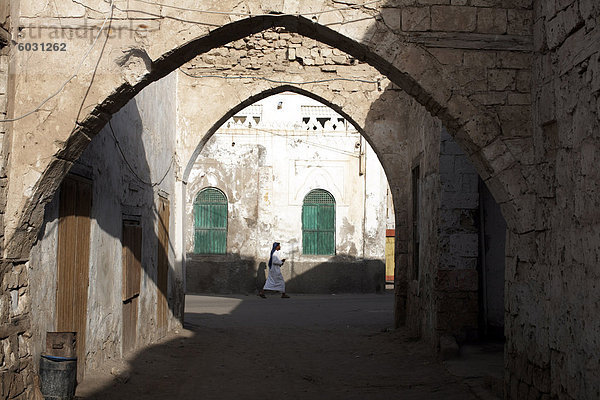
xmin=263 ymin=251 xmax=285 ymax=292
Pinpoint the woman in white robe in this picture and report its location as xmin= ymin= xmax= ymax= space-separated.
xmin=259 ymin=242 xmax=290 ymax=298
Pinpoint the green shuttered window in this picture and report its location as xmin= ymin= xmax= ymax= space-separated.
xmin=194 ymin=188 xmax=228 ymax=254
xmin=302 ymin=189 xmax=335 ymax=255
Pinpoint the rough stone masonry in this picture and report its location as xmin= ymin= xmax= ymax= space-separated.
xmin=0 ymin=0 xmax=599 ymax=399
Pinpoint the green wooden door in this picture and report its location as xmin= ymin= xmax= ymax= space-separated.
xmin=302 ymin=189 xmax=335 ymax=255
xmin=194 ymin=188 xmax=227 ymax=254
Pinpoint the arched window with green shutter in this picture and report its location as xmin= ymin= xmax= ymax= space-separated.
xmin=194 ymin=188 xmax=228 ymax=254
xmin=302 ymin=189 xmax=335 ymax=255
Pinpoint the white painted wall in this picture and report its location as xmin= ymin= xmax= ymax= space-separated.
xmin=184 ymin=93 xmax=390 ymax=292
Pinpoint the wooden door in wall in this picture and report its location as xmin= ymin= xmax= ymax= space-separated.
xmin=56 ymin=174 xmax=92 ymax=381
xmin=157 ymin=196 xmax=170 ymax=333
xmin=122 ymin=221 xmax=142 ymax=354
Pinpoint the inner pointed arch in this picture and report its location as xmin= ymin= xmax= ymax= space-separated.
xmin=182 ymin=85 xmax=370 ymax=182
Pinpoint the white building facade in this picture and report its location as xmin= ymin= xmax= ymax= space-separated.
xmin=185 ymin=93 xmax=392 ymax=294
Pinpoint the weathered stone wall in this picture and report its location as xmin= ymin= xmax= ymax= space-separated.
xmin=176 ymin=31 xmax=426 ymax=298
xmin=405 ymin=127 xmax=500 ymax=347
xmin=5 ymin=0 xmax=535 ymax=261
xmin=501 ymin=0 xmax=600 ymax=399
xmin=480 ymin=177 xmax=506 ymax=335
xmin=4 ymin=1 xmax=600 ymax=399
xmin=184 ymin=93 xmax=388 ymax=294
xmin=186 ymin=29 xmax=365 ymax=74
xmin=0 ymin=262 xmax=34 ymax=399
xmin=0 ymin=3 xmax=33 ymax=399
xmin=179 ymin=31 xmax=393 ymax=295
xmin=28 ymin=71 xmax=180 ymax=379
xmin=436 ymin=129 xmax=480 ymax=343
xmin=0 ymin=1 xmax=9 ymax=254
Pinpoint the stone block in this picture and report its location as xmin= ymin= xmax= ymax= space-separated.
xmin=440 ymin=175 xmax=458 ymax=193
xmin=0 ymin=55 xmax=7 ymax=74
xmin=496 ymin=51 xmax=532 ymax=69
xmin=507 ymin=9 xmax=533 ymax=35
xmin=287 ymin=47 xmax=296 ymax=61
xmin=302 ymin=38 xmax=317 ymax=48
xmin=535 ymin=82 xmax=555 ymax=125
xmin=460 ymin=173 xmax=478 ymax=192
xmin=449 ymin=233 xmax=479 ymax=257
xmin=429 ymin=48 xmax=464 ymax=66
xmin=589 ymin=53 xmax=600 ymax=93
xmin=470 ymin=92 xmax=507 ymax=105
xmin=470 ymin=0 xmax=519 ymax=5
xmin=463 ymin=50 xmax=496 ymax=68
xmin=439 ymin=154 xmax=455 ymax=171
xmin=295 ymin=46 xmax=310 ymax=59
xmin=477 ymin=8 xmax=507 ymax=34
xmin=508 ymin=92 xmax=531 ymax=105
xmin=431 ymin=6 xmax=477 ymax=32
xmin=401 ymin=7 xmax=430 ymax=32
xmin=482 ymin=138 xmax=516 ymax=173
xmin=442 ymin=138 xmax=466 ymax=155
xmin=454 ymin=156 xmax=477 ymax=174
xmin=487 ymin=68 xmax=517 ymax=91
xmin=331 ymin=55 xmax=348 ymax=64
xmin=454 ymin=67 xmax=488 ymax=91
xmin=439 ymin=335 xmax=459 ymax=359
xmin=546 ymin=4 xmax=581 ymax=50
xmin=435 ymin=268 xmax=478 ymax=292
xmin=263 ymin=31 xmax=278 ymax=41
xmin=379 ymin=7 xmax=401 ymax=31
xmin=498 ymin=104 xmax=532 ymax=138
xmin=417 ymin=0 xmax=450 ymax=5
xmin=320 ymin=48 xmax=332 ymax=58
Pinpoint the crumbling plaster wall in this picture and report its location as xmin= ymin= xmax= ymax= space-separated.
xmin=403 ymin=126 xmax=486 ymax=347
xmin=501 ymin=1 xmax=600 ymax=399
xmin=435 ymin=129 xmax=480 ymax=342
xmin=185 ymin=100 xmax=388 ymax=294
xmin=28 ymin=71 xmax=179 ymax=378
xmin=0 ymin=3 xmax=34 ymax=398
xmin=10 ymin=1 xmax=600 ymax=399
xmin=5 ymin=0 xmax=535 ymax=263
xmin=179 ymin=31 xmax=394 ymax=294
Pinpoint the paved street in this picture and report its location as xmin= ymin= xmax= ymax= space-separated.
xmin=76 ymin=293 xmax=492 ymax=400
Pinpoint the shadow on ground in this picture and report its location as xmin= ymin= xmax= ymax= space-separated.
xmin=75 ymin=294 xmax=496 ymax=400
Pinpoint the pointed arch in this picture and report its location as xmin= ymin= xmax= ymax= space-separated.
xmin=182 ymin=85 xmax=370 ymax=183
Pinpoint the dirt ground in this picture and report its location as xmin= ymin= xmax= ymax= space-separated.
xmin=75 ymin=293 xmax=498 ymax=400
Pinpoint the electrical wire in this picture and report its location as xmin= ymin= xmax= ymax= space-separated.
xmin=108 ymin=119 xmax=174 ymax=187
xmin=178 ymin=68 xmax=380 ymax=86
xmin=219 ymin=124 xmax=361 ymax=158
xmin=0 ymin=0 xmax=115 ymax=123
xmin=111 ymin=5 xmax=223 ymax=27
xmin=1 ymin=0 xmax=381 ymax=123
xmin=112 ymin=4 xmax=380 ymax=28
xmin=129 ymin=0 xmax=380 ymax=17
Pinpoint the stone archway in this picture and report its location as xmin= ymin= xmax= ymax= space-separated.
xmin=6 ymin=9 xmax=532 ymax=261
xmin=182 ymin=85 xmax=383 ymax=182
xmin=3 ymin=2 xmax=541 ymax=398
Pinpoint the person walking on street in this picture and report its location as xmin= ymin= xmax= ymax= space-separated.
xmin=258 ymin=242 xmax=290 ymax=298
